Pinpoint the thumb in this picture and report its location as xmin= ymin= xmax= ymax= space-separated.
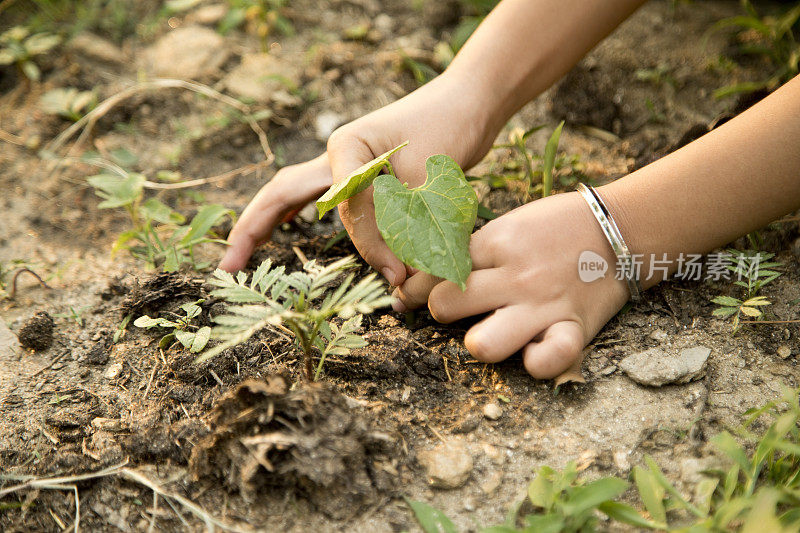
xmin=326 ymin=129 xmax=407 ymax=286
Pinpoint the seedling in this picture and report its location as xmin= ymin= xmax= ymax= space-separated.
xmin=219 ymin=0 xmax=294 ymax=51
xmin=711 ymin=0 xmax=800 ymax=98
xmin=84 ymin=158 xmax=234 ymax=272
xmin=316 ymin=142 xmax=478 ymax=289
xmin=198 ymin=256 xmax=391 ymax=381
xmin=40 ymin=88 xmax=97 ymax=121
xmin=0 ymin=26 xmax=60 ymax=82
xmin=53 ymin=306 xmax=88 ymax=327
xmin=484 ymin=121 xmax=569 ymax=200
xmin=712 ymin=249 xmax=781 ymax=332
xmin=134 ymin=300 xmax=211 ymax=353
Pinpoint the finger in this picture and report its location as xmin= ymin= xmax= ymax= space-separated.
xmin=426 ymin=268 xmax=509 ymax=323
xmin=522 ymin=321 xmax=585 ymax=379
xmin=391 ymin=271 xmax=441 ymax=312
xmin=328 ymin=132 xmax=407 ymax=286
xmin=219 ymin=155 xmax=332 ymax=272
xmin=463 ymin=305 xmax=550 ymax=363
xmin=468 ymin=226 xmax=499 ymax=271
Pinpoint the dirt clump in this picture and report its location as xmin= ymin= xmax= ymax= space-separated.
xmin=18 ymin=311 xmax=55 ymax=351
xmin=120 ymin=272 xmax=204 ymax=317
xmin=190 ymin=376 xmax=402 ymax=519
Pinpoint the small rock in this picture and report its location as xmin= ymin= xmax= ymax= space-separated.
xmin=777 ymin=345 xmax=791 ymax=359
xmin=600 ymin=365 xmax=617 ymax=376
xmin=187 ymin=3 xmax=228 ymax=25
xmin=482 ymin=402 xmax=502 ymax=420
xmin=613 ymin=450 xmax=631 ymax=472
xmin=480 ymin=471 xmax=503 ymax=495
xmin=482 ymin=443 xmax=504 ymax=465
xmin=620 ymin=346 xmax=711 ymax=387
xmin=143 ymin=26 xmax=229 ymax=79
xmin=314 ymin=111 xmax=346 ymax=142
xmin=418 ymin=439 xmax=473 ymax=489
xmin=222 ymin=53 xmax=300 ymax=104
xmin=649 ymin=329 xmax=668 ymax=342
xmin=18 ymin=312 xmax=55 ymax=351
xmin=69 ymin=32 xmax=125 ymax=64
xmin=86 ymin=339 xmax=110 ymax=365
xmin=105 ymin=361 xmax=123 ymax=380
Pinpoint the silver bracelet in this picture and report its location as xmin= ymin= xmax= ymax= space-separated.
xmin=576 ymin=183 xmax=642 ymax=302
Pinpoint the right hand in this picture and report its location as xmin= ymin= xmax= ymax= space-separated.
xmin=220 ymin=74 xmax=499 ymax=283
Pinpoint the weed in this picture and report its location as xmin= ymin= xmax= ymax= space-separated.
xmin=84 ymin=156 xmax=234 ymax=272
xmin=198 ymin=256 xmax=391 ymax=381
xmin=0 ymin=26 xmax=60 ymax=82
xmin=39 ymin=87 xmax=97 ymax=122
xmin=53 ymin=306 xmax=88 ymax=327
xmin=485 ymin=122 xmax=569 ymax=200
xmin=712 ymin=249 xmax=781 ymax=332
xmin=712 ymin=0 xmax=800 ymax=98
xmin=134 ymin=299 xmax=211 ymax=353
xmin=408 ymin=385 xmax=800 ymax=532
xmin=219 ymin=0 xmax=294 ymax=51
xmin=634 ymin=62 xmax=676 ymax=87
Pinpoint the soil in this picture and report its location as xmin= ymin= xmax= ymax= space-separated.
xmin=1 ymin=1 xmax=799 ymax=531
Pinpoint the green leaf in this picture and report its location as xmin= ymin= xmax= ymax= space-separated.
xmin=712 ymin=296 xmax=742 ymax=307
xmin=633 ymin=465 xmax=666 ymax=525
xmin=404 ymin=498 xmax=457 ymax=533
xmin=373 ymin=155 xmax=477 ymax=289
xmin=521 ymin=514 xmax=565 ymax=533
xmin=87 ymin=172 xmax=145 ymax=209
xmin=315 ymin=142 xmax=408 ymax=218
xmin=541 ymin=121 xmax=564 ymax=198
xmin=21 ymin=61 xmax=40 ymax=81
xmin=192 ymin=326 xmax=211 ymax=352
xmin=561 ymin=477 xmax=628 ymax=515
xmin=598 ymin=501 xmax=663 ymax=529
xmin=140 ymin=198 xmax=184 ymax=224
xmin=713 ymin=307 xmax=739 ymax=317
xmin=180 ymin=204 xmax=234 ymax=246
xmin=477 ymin=202 xmax=498 ymax=220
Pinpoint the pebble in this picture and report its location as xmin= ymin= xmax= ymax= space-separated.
xmin=418 ymin=440 xmax=473 ymax=489
xmin=482 ymin=402 xmax=502 ymax=420
xmin=68 ymin=32 xmax=125 ymax=64
xmin=613 ymin=450 xmax=631 ymax=472
xmin=222 ymin=53 xmax=300 ymax=105
xmin=620 ymin=345 xmax=711 ymax=387
xmin=105 ymin=361 xmax=123 ymax=380
xmin=187 ymin=3 xmax=228 ymax=25
xmin=777 ymin=345 xmax=791 ymax=359
xmin=649 ymin=329 xmax=668 ymax=342
xmin=144 ymin=26 xmax=229 ymax=79
xmin=480 ymin=471 xmax=503 ymax=495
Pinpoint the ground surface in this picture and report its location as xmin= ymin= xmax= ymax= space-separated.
xmin=1 ymin=0 xmax=799 ymax=531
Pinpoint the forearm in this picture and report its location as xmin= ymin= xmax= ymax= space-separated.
xmin=444 ymin=0 xmax=646 ymax=134
xmin=601 ymin=75 xmax=800 ymax=288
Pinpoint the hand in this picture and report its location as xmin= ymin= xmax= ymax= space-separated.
xmin=392 ymin=191 xmax=630 ymax=379
xmin=220 ymin=73 xmax=499 ymax=279
xmin=219 ymin=154 xmax=333 ymax=272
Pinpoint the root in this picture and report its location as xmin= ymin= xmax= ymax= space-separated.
xmin=7 ymin=268 xmax=50 ymax=299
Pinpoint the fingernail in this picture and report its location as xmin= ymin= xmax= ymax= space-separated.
xmin=381 ymin=267 xmax=397 ymax=286
xmin=392 ymin=297 xmax=407 ymax=313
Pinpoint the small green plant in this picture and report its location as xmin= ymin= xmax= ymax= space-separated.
xmin=134 ymin=300 xmax=211 ymax=353
xmin=40 ymin=88 xmax=97 ymax=121
xmin=198 ymin=256 xmax=391 ymax=381
xmin=53 ymin=306 xmax=88 ymax=327
xmin=84 ymin=158 xmax=234 ymax=272
xmin=219 ymin=0 xmax=294 ymax=51
xmin=408 ymin=385 xmax=800 ymax=532
xmin=0 ymin=26 xmax=60 ymax=82
xmin=316 ymin=142 xmax=478 ymax=289
xmin=712 ymin=249 xmax=781 ymax=332
xmin=483 ymin=121 xmax=570 ymax=200
xmin=711 ymin=0 xmax=800 ymax=98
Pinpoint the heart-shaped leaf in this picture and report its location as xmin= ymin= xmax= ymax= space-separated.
xmin=316 ymin=141 xmax=408 ymax=218
xmin=373 ymin=154 xmax=477 ymax=289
